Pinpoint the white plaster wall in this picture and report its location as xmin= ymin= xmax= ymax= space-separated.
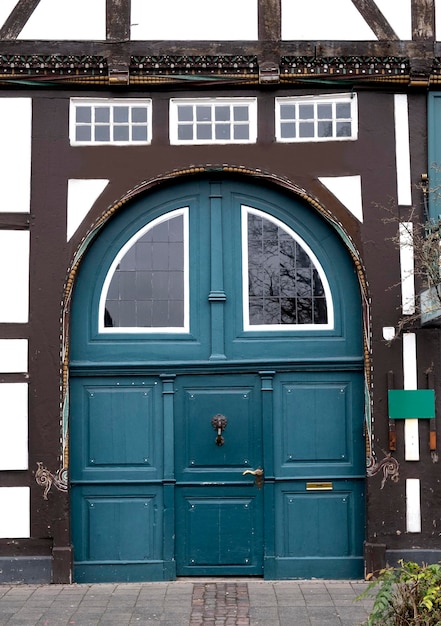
xmin=0 ymin=383 xmax=28 ymax=471
xmin=18 ymin=0 xmax=105 ymax=40
xmin=0 ymin=487 xmax=30 ymax=538
xmin=0 ymin=231 xmax=29 ymax=323
xmin=67 ymin=179 xmax=109 ymax=241
xmin=282 ymin=0 xmax=376 ymax=40
xmin=406 ymin=478 xmax=421 ymax=533
xmin=394 ymin=94 xmax=412 ymax=207
xmin=436 ymin=0 xmax=441 ymax=40
xmin=374 ymin=0 xmax=412 ymax=40
xmin=0 ymin=340 xmax=28 ymax=373
xmin=131 ymin=0 xmax=258 ymax=40
xmin=0 ymin=1 xmax=20 ymax=27
xmin=0 ymin=98 xmax=31 ymax=214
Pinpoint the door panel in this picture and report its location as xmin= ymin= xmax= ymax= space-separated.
xmin=275 ymin=372 xmax=365 ymax=479
xmin=275 ymin=480 xmax=365 ymax=578
xmin=175 ymin=486 xmax=263 ymax=575
xmin=71 ymin=484 xmax=164 ymax=583
xmin=174 ymin=374 xmax=264 ymax=575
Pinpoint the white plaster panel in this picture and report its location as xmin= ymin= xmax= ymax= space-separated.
xmin=282 ymin=0 xmax=376 ymax=40
xmin=436 ymin=0 xmax=441 ymax=40
xmin=67 ymin=179 xmax=109 ymax=241
xmin=0 ymin=98 xmax=31 ymax=213
xmin=131 ymin=0 xmax=258 ymax=40
xmin=0 ymin=1 xmax=20 ymax=29
xmin=0 ymin=231 xmax=29 ymax=323
xmin=373 ymin=0 xmax=412 ymax=40
xmin=403 ymin=333 xmax=419 ymax=461
xmin=394 ymin=94 xmax=412 ymax=206
xmin=0 ymin=340 xmax=28 ymax=373
xmin=406 ymin=478 xmax=421 ymax=533
xmin=399 ymin=222 xmax=415 ymax=315
xmin=0 ymin=487 xmax=30 ymax=538
xmin=18 ymin=0 xmax=105 ymax=40
xmin=0 ymin=383 xmax=28 ymax=470
xmin=318 ymin=176 xmax=363 ymax=222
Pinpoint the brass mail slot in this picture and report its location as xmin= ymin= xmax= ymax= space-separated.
xmin=306 ymin=482 xmax=333 ymax=491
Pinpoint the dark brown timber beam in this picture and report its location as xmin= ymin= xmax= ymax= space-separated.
xmin=412 ymin=0 xmax=435 ymax=39
xmin=350 ymin=0 xmax=399 ymax=40
xmin=106 ymin=0 xmax=130 ymax=41
xmin=0 ymin=0 xmax=42 ymax=40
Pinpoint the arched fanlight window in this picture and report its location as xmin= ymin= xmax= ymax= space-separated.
xmin=242 ymin=206 xmax=334 ymax=330
xmin=99 ymin=208 xmax=189 ymax=333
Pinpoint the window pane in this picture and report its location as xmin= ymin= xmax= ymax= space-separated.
xmin=131 ymin=107 xmax=148 ymax=123
xmin=234 ymin=124 xmax=249 ymax=140
xmin=247 ymin=211 xmax=327 ymax=326
xmin=196 ymin=106 xmax=211 ymax=121
xmin=336 ymin=102 xmax=351 ymax=118
xmin=280 ymin=122 xmax=296 ymax=138
xmin=104 ymin=214 xmax=185 ymax=328
xmin=196 ymin=124 xmax=212 ymax=140
xmin=76 ymin=106 xmax=91 ymax=123
xmin=299 ymin=122 xmax=314 ymax=137
xmin=233 ymin=106 xmax=249 ymax=121
xmin=132 ymin=126 xmax=148 ymax=141
xmin=336 ymin=122 xmax=352 ymax=137
xmin=95 ymin=107 xmax=110 ymax=123
xmin=114 ymin=107 xmax=129 ymax=123
xmin=178 ymin=125 xmax=193 ymax=140
xmin=317 ymin=104 xmax=332 ymax=119
xmin=178 ymin=106 xmax=193 ymax=121
xmin=318 ymin=121 xmax=332 ymax=137
xmin=298 ymin=104 xmax=314 ymax=119
xmin=280 ymin=104 xmax=295 ymax=120
xmin=114 ymin=126 xmax=130 ymax=142
xmin=215 ymin=124 xmax=230 ymax=140
xmin=215 ymin=106 xmax=230 ymax=121
xmin=76 ymin=126 xmax=91 ymax=142
xmin=95 ymin=125 xmax=110 ymax=142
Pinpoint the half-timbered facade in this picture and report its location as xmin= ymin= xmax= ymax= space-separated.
xmin=0 ymin=0 xmax=440 ymax=583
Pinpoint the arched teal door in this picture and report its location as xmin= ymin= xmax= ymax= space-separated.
xmin=70 ymin=178 xmax=365 ymax=582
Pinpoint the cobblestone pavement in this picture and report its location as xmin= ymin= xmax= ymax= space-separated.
xmin=0 ymin=579 xmax=374 ymax=625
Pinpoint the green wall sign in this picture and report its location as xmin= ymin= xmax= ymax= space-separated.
xmin=388 ymin=389 xmax=435 ymax=419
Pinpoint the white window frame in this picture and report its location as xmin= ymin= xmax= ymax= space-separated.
xmin=70 ymin=98 xmax=152 ymax=146
xmin=241 ymin=206 xmax=334 ymax=331
xmin=169 ymin=98 xmax=257 ymax=145
xmin=98 ymin=208 xmax=190 ymax=334
xmin=275 ymin=93 xmax=357 ymax=143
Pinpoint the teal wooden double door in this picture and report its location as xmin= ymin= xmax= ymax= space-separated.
xmin=70 ymin=178 xmax=365 ymax=582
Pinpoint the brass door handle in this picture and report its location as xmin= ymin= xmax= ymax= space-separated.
xmin=242 ymin=468 xmax=264 ymax=488
xmin=242 ymin=468 xmax=264 ymax=476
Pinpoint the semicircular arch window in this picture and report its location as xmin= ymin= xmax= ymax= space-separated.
xmin=242 ymin=206 xmax=334 ymax=330
xmin=99 ymin=208 xmax=189 ymax=333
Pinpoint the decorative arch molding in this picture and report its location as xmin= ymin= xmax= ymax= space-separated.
xmin=35 ymin=164 xmax=398 ymax=498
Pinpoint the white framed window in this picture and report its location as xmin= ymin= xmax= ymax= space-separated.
xmin=70 ymin=98 xmax=152 ymax=145
xmin=275 ymin=93 xmax=357 ymax=143
xmin=99 ymin=208 xmax=189 ymax=333
xmin=242 ymin=206 xmax=334 ymax=330
xmin=170 ymin=98 xmax=257 ymax=145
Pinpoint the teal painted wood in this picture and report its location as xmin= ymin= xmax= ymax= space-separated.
xmin=428 ymin=94 xmax=441 ymax=221
xmin=70 ymin=177 xmax=365 ymax=581
xmin=70 ymin=180 xmax=363 ymax=367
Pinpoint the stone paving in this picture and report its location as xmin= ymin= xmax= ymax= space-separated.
xmin=0 ymin=579 xmax=374 ymax=625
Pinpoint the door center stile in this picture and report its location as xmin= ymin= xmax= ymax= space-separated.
xmin=208 ymin=182 xmax=227 ymax=361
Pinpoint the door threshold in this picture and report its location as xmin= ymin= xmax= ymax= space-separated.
xmin=177 ymin=576 xmax=263 ymax=581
